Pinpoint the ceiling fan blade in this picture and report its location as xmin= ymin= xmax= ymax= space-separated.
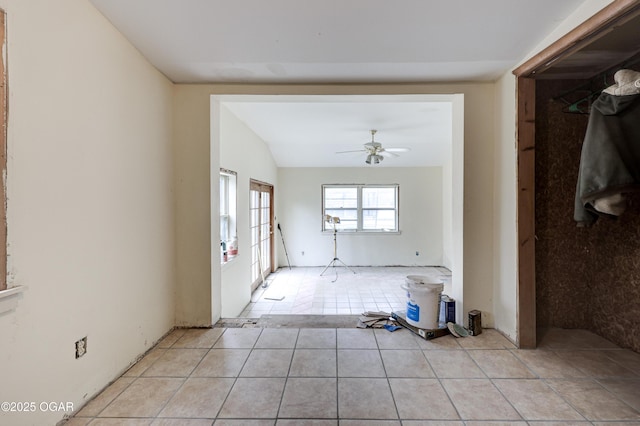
xmin=336 ymin=149 xmax=366 ymax=154
xmin=384 ymin=147 xmax=411 ymax=152
xmin=380 ymin=150 xmax=399 ymax=158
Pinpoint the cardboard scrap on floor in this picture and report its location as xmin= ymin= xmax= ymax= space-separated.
xmin=357 ymin=311 xmax=394 ymax=329
xmin=264 ymin=296 xmax=285 ymax=301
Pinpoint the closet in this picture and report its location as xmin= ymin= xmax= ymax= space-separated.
xmin=514 ymin=0 xmax=640 ymax=350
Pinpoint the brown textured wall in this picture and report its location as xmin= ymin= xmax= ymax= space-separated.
xmin=536 ymin=78 xmax=640 ymax=353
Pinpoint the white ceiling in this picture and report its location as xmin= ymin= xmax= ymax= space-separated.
xmin=90 ymin=0 xmax=588 ymax=167
xmin=222 ymin=95 xmax=453 ymax=167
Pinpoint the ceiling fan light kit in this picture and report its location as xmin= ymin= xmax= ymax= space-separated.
xmin=365 ymin=154 xmax=383 ymax=164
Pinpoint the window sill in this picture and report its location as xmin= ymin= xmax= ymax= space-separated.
xmin=0 ymin=286 xmax=25 ymax=315
xmin=322 ymin=230 xmax=402 ymax=235
xmin=221 ymin=255 xmax=239 ymax=270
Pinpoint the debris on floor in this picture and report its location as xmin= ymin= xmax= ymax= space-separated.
xmin=391 ymin=311 xmax=451 ymax=340
xmin=213 ymin=318 xmax=259 ymax=328
xmin=255 ymin=314 xmax=360 ymax=328
xmin=264 ymin=295 xmax=285 ymax=301
xmin=447 ymin=321 xmax=469 ymax=338
xmin=357 ymin=311 xmax=395 ymax=329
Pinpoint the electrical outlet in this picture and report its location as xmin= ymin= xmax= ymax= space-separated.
xmin=75 ymin=337 xmax=87 ymax=359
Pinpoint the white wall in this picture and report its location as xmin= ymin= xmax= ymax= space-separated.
xmin=277 ymin=167 xmax=442 ymax=267
xmin=491 ymin=0 xmax=614 ymax=343
xmin=218 ymin=104 xmax=278 ymax=317
xmin=0 ymin=1 xmax=175 ymax=425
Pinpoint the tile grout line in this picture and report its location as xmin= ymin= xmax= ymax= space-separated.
xmin=508 ymin=347 xmax=546 ymax=380
xmin=373 ymin=328 xmax=402 ymax=422
xmin=431 ymin=346 xmax=464 ymax=422
xmin=335 ymin=328 xmax=340 ymax=421
xmin=151 ymin=328 xmax=227 ymax=422
xmin=90 ymin=328 xmax=188 ymax=420
xmin=539 ymin=376 xmax=594 ymax=423
xmin=274 ymin=328 xmax=301 ymax=421
xmin=210 ymin=327 xmax=264 ymax=421
xmin=464 ymin=343 xmax=528 ymax=422
xmin=182 ymin=328 xmax=229 ymax=421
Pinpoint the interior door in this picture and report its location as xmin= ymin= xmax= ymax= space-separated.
xmin=250 ymin=180 xmax=274 ymax=290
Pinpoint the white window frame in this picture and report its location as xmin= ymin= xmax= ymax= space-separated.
xmin=322 ymin=184 xmax=399 ymax=233
xmin=220 ymin=169 xmax=237 ymax=263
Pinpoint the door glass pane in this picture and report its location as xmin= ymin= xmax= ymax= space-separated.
xmin=250 ymin=184 xmax=273 ymax=286
xmin=250 ymin=189 xmax=260 ymax=284
xmin=260 ymin=190 xmax=271 ymax=275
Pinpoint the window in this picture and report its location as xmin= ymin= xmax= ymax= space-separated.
xmin=322 ymin=184 xmax=399 ymax=232
xmin=220 ymin=169 xmax=237 ymax=263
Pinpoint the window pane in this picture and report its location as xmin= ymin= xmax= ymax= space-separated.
xmin=324 ymin=208 xmax=358 ymax=231
xmin=336 ymin=220 xmax=358 ymax=230
xmin=220 ymin=216 xmax=229 ymax=241
xmin=324 ymin=187 xmax=357 ymax=208
xmin=363 ymin=209 xmax=396 ymax=230
xmin=221 ymin=170 xmax=237 ymax=260
xmin=220 ymin=175 xmax=228 ymax=215
xmin=362 ymin=187 xmax=396 ymax=208
xmin=322 ymin=184 xmax=398 ymax=232
xmin=324 ymin=209 xmax=357 ymax=221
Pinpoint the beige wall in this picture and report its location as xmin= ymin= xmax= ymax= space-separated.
xmin=0 ymin=0 xmax=614 ymax=423
xmin=174 ymin=86 xmax=214 ymax=325
xmin=0 ymin=1 xmax=175 ymax=424
xmin=492 ymin=71 xmax=518 ymax=340
xmin=173 ymin=83 xmax=496 ymax=327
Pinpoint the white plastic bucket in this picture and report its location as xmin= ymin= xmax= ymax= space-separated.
xmin=401 ymin=275 xmax=444 ymax=329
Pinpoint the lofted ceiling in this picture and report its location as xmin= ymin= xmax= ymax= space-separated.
xmin=221 ymin=95 xmax=453 ymax=167
xmin=90 ymin=0 xmax=589 ymax=167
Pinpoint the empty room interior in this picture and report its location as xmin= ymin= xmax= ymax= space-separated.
xmin=1 ymin=1 xmax=640 ymax=425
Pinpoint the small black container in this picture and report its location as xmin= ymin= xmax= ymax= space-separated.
xmin=468 ymin=310 xmax=482 ymax=336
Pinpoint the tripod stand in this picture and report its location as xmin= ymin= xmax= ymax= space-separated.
xmin=320 ymin=221 xmax=356 ymax=281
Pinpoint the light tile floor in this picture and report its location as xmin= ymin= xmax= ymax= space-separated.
xmin=66 ymin=327 xmax=640 ymax=425
xmin=65 ymin=268 xmax=640 ymax=425
xmin=240 ymin=266 xmax=452 ymax=317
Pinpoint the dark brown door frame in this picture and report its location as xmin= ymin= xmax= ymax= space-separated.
xmin=0 ymin=10 xmax=6 ymax=292
xmin=513 ymin=0 xmax=640 ymax=348
xmin=250 ymin=179 xmax=275 ymax=291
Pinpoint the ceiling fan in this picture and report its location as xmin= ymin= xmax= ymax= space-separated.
xmin=336 ymin=130 xmax=410 ymax=165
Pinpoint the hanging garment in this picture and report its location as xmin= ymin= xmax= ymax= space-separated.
xmin=574 ymin=69 xmax=640 ymax=226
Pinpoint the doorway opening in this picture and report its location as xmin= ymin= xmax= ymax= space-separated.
xmin=211 ymin=93 xmax=464 ymax=323
xmin=514 ymin=1 xmax=640 ymax=350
